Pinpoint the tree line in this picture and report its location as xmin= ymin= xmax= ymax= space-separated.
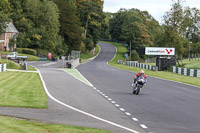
xmin=1 ymin=0 xmax=200 ymax=59
xmin=0 ymin=0 xmax=106 ymax=56
xmin=106 ymin=0 xmax=200 ymax=60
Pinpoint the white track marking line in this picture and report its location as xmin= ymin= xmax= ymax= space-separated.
xmin=36 ymin=68 xmax=140 ymax=133
xmin=140 ymin=124 xmax=148 ymax=129
xmin=125 ymin=112 xmax=131 ymax=116
xmin=75 ymin=69 xmax=94 ymax=87
xmin=132 ymin=118 xmax=139 ymax=121
xmin=111 ymin=101 xmax=116 ymax=104
xmin=120 ymin=108 xmax=125 ymax=112
xmin=115 ymin=104 xmax=120 ymax=107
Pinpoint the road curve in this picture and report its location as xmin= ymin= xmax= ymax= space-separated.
xmin=77 ymin=42 xmax=200 ymax=133
xmin=0 ymin=60 xmax=146 ymax=133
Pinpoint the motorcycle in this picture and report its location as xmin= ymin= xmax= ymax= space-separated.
xmin=133 ymin=76 xmax=146 ymax=95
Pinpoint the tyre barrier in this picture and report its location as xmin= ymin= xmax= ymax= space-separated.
xmin=0 ymin=64 xmax=7 ymax=72
xmin=172 ymin=66 xmax=200 ymax=77
xmin=125 ymin=61 xmax=158 ymax=71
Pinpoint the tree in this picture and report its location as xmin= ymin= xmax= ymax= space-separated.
xmin=55 ymin=0 xmax=82 ymax=52
xmin=9 ymin=0 xmax=62 ymax=54
xmin=162 ymin=0 xmax=186 ymax=56
xmin=77 ymin=1 xmax=106 ymax=47
xmin=0 ymin=0 xmax=11 ymax=34
xmin=9 ymin=36 xmax=16 ymax=51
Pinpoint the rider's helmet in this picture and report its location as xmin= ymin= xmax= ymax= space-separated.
xmin=140 ymin=70 xmax=144 ymax=75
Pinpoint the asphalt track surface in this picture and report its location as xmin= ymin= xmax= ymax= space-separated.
xmin=77 ymin=42 xmax=200 ymax=133
xmin=0 ymin=42 xmax=200 ymax=133
xmin=0 ymin=60 xmax=146 ymax=132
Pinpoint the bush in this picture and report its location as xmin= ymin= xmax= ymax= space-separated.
xmin=36 ymin=49 xmax=56 ymax=57
xmin=22 ymin=48 xmax=37 ymax=55
xmin=131 ymin=50 xmax=140 ymax=61
xmin=15 ymin=48 xmax=23 ymax=53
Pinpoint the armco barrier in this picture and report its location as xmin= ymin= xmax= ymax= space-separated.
xmin=125 ymin=61 xmax=158 ymax=71
xmin=0 ymin=64 xmax=7 ymax=72
xmin=172 ymin=66 xmax=200 ymax=77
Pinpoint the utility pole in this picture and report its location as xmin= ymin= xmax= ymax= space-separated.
xmin=130 ymin=40 xmax=131 ymax=61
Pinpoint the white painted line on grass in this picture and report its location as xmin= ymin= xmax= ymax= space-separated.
xmin=36 ymin=68 xmax=140 ymax=133
xmin=140 ymin=124 xmax=148 ymax=129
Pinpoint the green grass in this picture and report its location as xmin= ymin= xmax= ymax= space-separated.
xmin=0 ymin=51 xmax=40 ymax=61
xmin=0 ymin=115 xmax=112 ymax=133
xmin=180 ymin=59 xmax=200 ymax=69
xmin=101 ymin=41 xmax=200 ymax=87
xmin=0 ymin=71 xmax=47 ymax=108
xmin=80 ymin=44 xmax=100 ymax=60
xmin=0 ymin=59 xmax=36 ymax=71
xmin=100 ymin=41 xmax=127 ymax=64
xmin=62 ymin=68 xmax=91 ymax=86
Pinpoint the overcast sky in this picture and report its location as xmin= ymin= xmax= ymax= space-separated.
xmin=103 ymin=0 xmax=200 ymax=23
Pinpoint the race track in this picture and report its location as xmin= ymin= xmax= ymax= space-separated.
xmin=78 ymin=42 xmax=200 ymax=133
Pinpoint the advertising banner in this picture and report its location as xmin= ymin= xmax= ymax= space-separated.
xmin=145 ymin=47 xmax=175 ymax=55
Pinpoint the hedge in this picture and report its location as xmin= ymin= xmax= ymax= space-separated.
xmin=15 ymin=48 xmax=37 ymax=56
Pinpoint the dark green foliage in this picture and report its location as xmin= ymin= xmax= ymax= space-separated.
xmin=22 ymin=48 xmax=37 ymax=55
xmin=0 ymin=0 xmax=11 ymax=34
xmin=131 ymin=50 xmax=140 ymax=61
xmin=15 ymin=48 xmax=37 ymax=55
xmin=55 ymin=0 xmax=82 ymax=52
xmin=15 ymin=48 xmax=23 ymax=53
xmin=77 ymin=1 xmax=106 ymax=47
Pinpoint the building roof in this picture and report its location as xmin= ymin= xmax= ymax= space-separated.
xmin=6 ymin=22 xmax=19 ymax=33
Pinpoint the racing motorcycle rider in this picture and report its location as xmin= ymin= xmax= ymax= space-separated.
xmin=132 ymin=70 xmax=147 ymax=88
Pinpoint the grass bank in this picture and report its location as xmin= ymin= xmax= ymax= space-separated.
xmin=0 ymin=115 xmax=112 ymax=133
xmin=180 ymin=59 xmax=200 ymax=69
xmin=0 ymin=71 xmax=47 ymax=108
xmin=80 ymin=44 xmax=100 ymax=62
xmin=0 ymin=51 xmax=40 ymax=61
xmin=0 ymin=59 xmax=36 ymax=71
xmin=101 ymin=41 xmax=200 ymax=87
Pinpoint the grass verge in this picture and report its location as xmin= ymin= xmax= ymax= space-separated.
xmin=80 ymin=44 xmax=100 ymax=60
xmin=0 ymin=115 xmax=112 ymax=133
xmin=0 ymin=59 xmax=37 ymax=71
xmin=0 ymin=51 xmax=40 ymax=61
xmin=180 ymin=59 xmax=200 ymax=69
xmin=0 ymin=71 xmax=47 ymax=108
xmin=101 ymin=41 xmax=200 ymax=87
